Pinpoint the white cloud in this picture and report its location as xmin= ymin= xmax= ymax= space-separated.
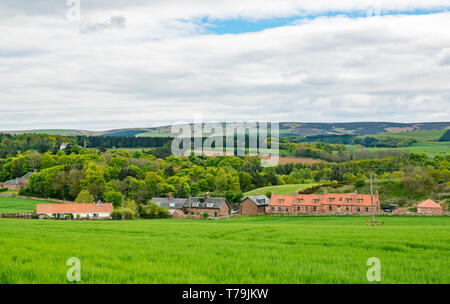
xmin=0 ymin=1 xmax=449 ymax=130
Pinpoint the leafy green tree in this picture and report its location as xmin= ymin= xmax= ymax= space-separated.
xmin=75 ymin=190 xmax=94 ymax=203
xmin=105 ymin=190 xmax=123 ymax=208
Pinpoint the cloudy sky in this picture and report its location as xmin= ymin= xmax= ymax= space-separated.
xmin=1 ymin=0 xmax=449 ymax=130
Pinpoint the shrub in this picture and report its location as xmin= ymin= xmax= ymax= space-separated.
xmin=110 ymin=209 xmax=123 ymax=220
xmin=121 ymin=208 xmax=135 ymax=220
xmin=203 ymin=212 xmax=209 ymax=219
xmin=110 ymin=208 xmax=135 ymax=220
xmin=0 ymin=188 xmax=8 ymax=193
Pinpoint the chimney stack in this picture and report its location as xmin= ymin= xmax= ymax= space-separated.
xmin=324 ymin=188 xmax=327 ymax=194
xmin=271 ymin=191 xmax=275 ymax=198
xmin=294 ymin=191 xmax=299 ymax=196
xmin=355 ymin=189 xmax=358 ymax=194
xmin=205 ymin=191 xmax=210 ymax=199
xmin=168 ymin=192 xmax=173 ymax=199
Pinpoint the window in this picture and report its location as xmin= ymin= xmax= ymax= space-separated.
xmin=278 ymin=207 xmax=281 ymax=212
xmin=357 ymin=199 xmax=362 ymax=204
xmin=305 ymin=207 xmax=309 ymax=212
xmin=346 ymin=198 xmax=351 ymax=203
xmin=357 ymin=207 xmax=360 ymax=212
xmin=339 ymin=197 xmax=342 ymax=201
xmin=297 ymin=206 xmax=300 ymax=211
xmin=271 ymin=207 xmax=274 ymax=211
xmin=297 ymin=199 xmax=303 ymax=203
xmin=346 ymin=207 xmax=349 ymax=211
xmin=329 ymin=198 xmax=334 ymax=203
xmin=329 ymin=206 xmax=332 ymax=211
xmin=278 ymin=199 xmax=284 ymax=204
xmin=93 ymin=213 xmax=98 ymax=218
xmin=192 ymin=202 xmax=199 ymax=207
xmin=207 ymin=203 xmax=214 ymax=208
xmin=365 ymin=207 xmax=369 ymax=212
xmin=313 ymin=207 xmax=317 ymax=212
xmin=313 ymin=199 xmax=319 ymax=204
xmin=285 ymin=208 xmax=289 ymax=212
xmin=169 ymin=203 xmax=175 ymax=208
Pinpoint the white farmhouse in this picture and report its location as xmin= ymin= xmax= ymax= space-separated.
xmin=36 ymin=202 xmax=113 ymax=219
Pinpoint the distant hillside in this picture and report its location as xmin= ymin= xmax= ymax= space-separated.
xmin=2 ymin=121 xmax=449 ymax=139
xmin=439 ymin=129 xmax=450 ymax=142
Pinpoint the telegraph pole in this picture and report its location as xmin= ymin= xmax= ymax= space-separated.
xmin=370 ymin=172 xmax=374 ymax=222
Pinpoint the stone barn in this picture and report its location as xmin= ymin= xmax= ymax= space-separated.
xmin=0 ymin=172 xmax=34 ymax=191
xmin=185 ymin=193 xmax=230 ymax=218
xmin=240 ymin=195 xmax=270 ymax=215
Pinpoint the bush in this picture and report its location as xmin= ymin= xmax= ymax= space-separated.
xmin=110 ymin=208 xmax=135 ymax=220
xmin=121 ymin=208 xmax=135 ymax=220
xmin=203 ymin=212 xmax=209 ymax=219
xmin=0 ymin=188 xmax=8 ymax=193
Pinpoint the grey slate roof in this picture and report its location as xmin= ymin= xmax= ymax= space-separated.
xmin=21 ymin=172 xmax=34 ymax=179
xmin=2 ymin=172 xmax=34 ymax=185
xmin=152 ymin=197 xmax=188 ymax=209
xmin=185 ymin=197 xmax=230 ymax=209
xmin=241 ymin=195 xmax=270 ymax=206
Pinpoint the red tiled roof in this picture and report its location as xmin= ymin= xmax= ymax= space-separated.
xmin=270 ymin=195 xmax=295 ymax=207
xmin=270 ymin=193 xmax=378 ymax=207
xmin=36 ymin=203 xmax=114 ymax=214
xmin=417 ymin=199 xmax=441 ymax=208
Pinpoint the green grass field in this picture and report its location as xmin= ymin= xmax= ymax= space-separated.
xmin=345 ymin=142 xmax=449 ymax=157
xmin=371 ymin=129 xmax=447 ymax=141
xmin=0 ymin=216 xmax=448 ymax=284
xmin=244 ymin=183 xmax=317 ymax=196
xmin=0 ymin=196 xmax=56 ymax=213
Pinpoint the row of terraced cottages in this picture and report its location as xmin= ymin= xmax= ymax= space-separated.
xmin=267 ymin=189 xmax=381 ymax=215
xmin=240 ymin=189 xmax=381 ymax=215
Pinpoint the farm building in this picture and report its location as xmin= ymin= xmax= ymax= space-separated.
xmin=417 ymin=199 xmax=442 ymax=214
xmin=185 ymin=193 xmax=230 ymax=218
xmin=240 ymin=195 xmax=270 ymax=215
xmin=151 ymin=192 xmax=187 ymax=218
xmin=0 ymin=172 xmax=34 ymax=191
xmin=36 ymin=202 xmax=113 ymax=219
xmin=268 ymin=189 xmax=381 ymax=215
xmin=152 ymin=192 xmax=231 ymax=218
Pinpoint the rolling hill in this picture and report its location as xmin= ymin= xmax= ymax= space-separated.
xmin=2 ymin=122 xmax=449 ymax=139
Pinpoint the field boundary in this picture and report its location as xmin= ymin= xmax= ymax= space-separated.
xmin=0 ymin=193 xmax=74 ymax=204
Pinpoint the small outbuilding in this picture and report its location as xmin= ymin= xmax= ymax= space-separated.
xmin=0 ymin=172 xmax=34 ymax=191
xmin=417 ymin=199 xmax=443 ymax=214
xmin=240 ymin=195 xmax=270 ymax=215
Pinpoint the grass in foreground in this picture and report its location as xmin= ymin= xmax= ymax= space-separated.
xmin=1 ymin=216 xmax=448 ymax=284
xmin=0 ymin=196 xmax=57 ymax=213
xmin=244 ymin=183 xmax=317 ymax=196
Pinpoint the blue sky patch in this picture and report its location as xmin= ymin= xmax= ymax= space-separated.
xmin=195 ymin=8 xmax=450 ymax=35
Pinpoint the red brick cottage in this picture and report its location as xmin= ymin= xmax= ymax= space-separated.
xmin=417 ymin=199 xmax=443 ymax=214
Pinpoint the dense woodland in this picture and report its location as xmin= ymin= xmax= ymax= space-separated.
xmin=0 ymin=133 xmax=449 ymax=216
xmin=299 ymin=134 xmax=418 ymax=147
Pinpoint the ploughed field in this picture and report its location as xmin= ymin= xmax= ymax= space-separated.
xmin=0 ymin=216 xmax=448 ymax=284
